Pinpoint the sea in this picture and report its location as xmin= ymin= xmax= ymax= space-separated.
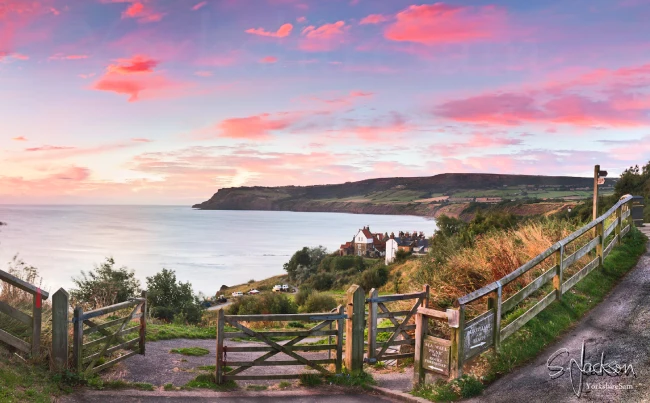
xmin=0 ymin=205 xmax=436 ymax=296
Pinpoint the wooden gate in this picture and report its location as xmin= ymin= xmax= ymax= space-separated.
xmin=216 ymin=306 xmax=346 ymax=383
xmin=72 ymin=291 xmax=146 ymax=374
xmin=0 ymin=268 xmax=49 ymax=357
xmin=366 ymin=285 xmax=429 ymax=363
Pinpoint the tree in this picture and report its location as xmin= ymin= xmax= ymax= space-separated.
xmin=146 ymin=269 xmax=202 ymax=324
xmin=283 ymin=246 xmax=329 ymax=284
xmin=70 ymin=257 xmax=140 ymax=309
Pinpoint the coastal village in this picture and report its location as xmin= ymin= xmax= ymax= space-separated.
xmin=339 ymin=226 xmax=430 ymax=264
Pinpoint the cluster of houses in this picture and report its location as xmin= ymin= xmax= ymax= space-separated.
xmin=339 ymin=226 xmax=430 ymax=265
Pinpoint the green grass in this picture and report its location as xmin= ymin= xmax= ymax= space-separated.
xmin=170 ymin=347 xmax=210 ymax=356
xmin=299 ymin=373 xmax=323 ymax=387
xmin=0 ymin=351 xmax=64 ymax=402
xmin=413 ymin=227 xmax=647 ymax=402
xmin=183 ymin=374 xmax=237 ymax=391
xmin=246 ymin=385 xmax=268 ymax=391
xmin=327 ymin=371 xmax=376 ymax=389
xmin=163 ymin=383 xmax=175 ymax=391
xmin=138 ymin=323 xmax=233 ymax=341
xmin=278 ymin=381 xmax=292 ymax=389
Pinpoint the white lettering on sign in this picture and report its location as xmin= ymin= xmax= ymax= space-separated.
xmin=463 ymin=312 xmax=494 ymax=361
xmin=423 ymin=337 xmax=450 ymax=376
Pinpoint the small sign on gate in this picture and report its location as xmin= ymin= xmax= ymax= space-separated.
xmin=463 ymin=311 xmax=494 ymax=361
xmin=422 ymin=336 xmax=451 ymax=376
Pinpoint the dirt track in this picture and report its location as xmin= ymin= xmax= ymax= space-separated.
xmin=466 ymin=226 xmax=650 ymax=402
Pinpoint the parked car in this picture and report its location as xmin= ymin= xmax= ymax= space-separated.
xmin=248 ymin=289 xmax=260 ymax=295
xmin=216 ymin=295 xmax=227 ymax=303
xmin=231 ymin=291 xmax=243 ymax=297
xmin=272 ymin=285 xmax=282 ymax=292
xmin=281 ymin=284 xmax=289 ymax=291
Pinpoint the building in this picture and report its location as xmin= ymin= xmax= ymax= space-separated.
xmin=385 ymin=238 xmax=398 ymax=264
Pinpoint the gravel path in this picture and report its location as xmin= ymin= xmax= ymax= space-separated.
xmin=103 ymin=337 xmax=331 ymax=388
xmin=466 ymin=226 xmax=650 ymax=402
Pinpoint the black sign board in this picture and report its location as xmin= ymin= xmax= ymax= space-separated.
xmin=422 ymin=336 xmax=451 ymax=376
xmin=463 ymin=311 xmax=494 ymax=361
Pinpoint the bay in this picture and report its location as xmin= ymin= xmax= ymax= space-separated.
xmin=0 ymin=205 xmax=435 ymax=295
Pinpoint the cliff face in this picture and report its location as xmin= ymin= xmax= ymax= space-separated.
xmin=192 ymin=173 xmax=611 ymax=217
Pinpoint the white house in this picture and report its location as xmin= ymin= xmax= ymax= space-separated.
xmin=385 ymin=238 xmax=398 ymax=265
xmin=354 ymin=226 xmax=374 ymax=256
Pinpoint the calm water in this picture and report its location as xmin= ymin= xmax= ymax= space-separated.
xmin=0 ymin=206 xmax=435 ymax=295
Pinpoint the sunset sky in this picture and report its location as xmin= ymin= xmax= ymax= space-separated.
xmin=1 ymin=0 xmax=650 ymax=204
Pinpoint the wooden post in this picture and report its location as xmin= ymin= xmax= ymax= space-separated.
xmin=593 ymin=165 xmax=600 ymax=221
xmin=553 ymin=245 xmax=564 ymax=301
xmin=345 ymin=284 xmax=365 ymax=373
xmin=367 ymin=288 xmax=378 ymax=363
xmin=413 ymin=312 xmax=428 ymax=386
xmin=336 ymin=305 xmax=344 ymax=374
xmin=31 ymin=288 xmax=42 ymax=358
xmin=216 ymin=308 xmax=225 ymax=384
xmin=52 ymin=288 xmax=69 ymax=370
xmin=487 ymin=286 xmax=502 ymax=354
xmin=422 ymin=284 xmax=430 ymax=309
xmin=72 ymin=306 xmax=84 ymax=372
xmin=449 ymin=306 xmax=461 ymax=379
xmin=139 ymin=291 xmax=147 ymax=355
xmin=455 ymin=305 xmax=466 ymax=378
xmin=615 ymin=206 xmax=622 ymax=245
xmin=597 ymin=220 xmax=604 ymax=270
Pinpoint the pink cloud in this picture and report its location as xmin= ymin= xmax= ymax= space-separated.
xmin=260 ymin=56 xmax=278 ymax=64
xmin=92 ymin=74 xmax=179 ymax=102
xmin=12 ymin=136 xmax=27 ymax=141
xmin=118 ymin=1 xmax=164 ymax=23
xmin=431 ymin=132 xmax=523 ymax=157
xmin=107 ymin=55 xmax=158 ymax=74
xmin=360 ymin=14 xmax=388 ymax=25
xmin=192 ymin=1 xmax=207 ymax=11
xmin=297 ymin=16 xmax=307 ymax=23
xmin=122 ymin=2 xmax=144 ymax=18
xmin=194 ymin=70 xmax=212 ymax=77
xmin=384 ymin=3 xmax=506 ymax=45
xmin=299 ymin=21 xmax=346 ymax=51
xmin=25 ymin=145 xmax=76 ymax=152
xmin=79 ymin=73 xmax=96 ymax=79
xmin=131 ymin=138 xmax=153 ymax=142
xmin=53 ymin=166 xmax=91 ymax=181
xmin=49 ymin=53 xmax=89 ymax=61
xmin=216 ymin=113 xmax=295 ymax=139
xmin=245 ymin=23 xmax=293 ymax=38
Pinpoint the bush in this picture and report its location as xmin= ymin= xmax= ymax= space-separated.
xmin=228 ymin=293 xmax=297 ymax=315
xmin=307 ymin=272 xmax=334 ymax=291
xmin=70 ymin=257 xmax=140 ymax=309
xmin=300 ymin=292 xmax=337 ymax=313
xmin=394 ymin=249 xmax=410 ymax=263
xmin=294 ymin=286 xmax=313 ymax=306
xmin=147 ymin=269 xmax=203 ymax=325
xmin=357 ymin=266 xmax=388 ymax=291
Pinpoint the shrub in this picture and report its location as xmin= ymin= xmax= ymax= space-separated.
xmin=287 ymin=321 xmax=305 ymax=328
xmin=70 ymin=257 xmax=140 ymax=309
xmin=147 ymin=269 xmax=203 ymax=325
xmin=170 ymin=347 xmax=210 ymax=356
xmin=357 ymin=266 xmax=388 ymax=291
xmin=294 ymin=286 xmax=313 ymax=306
xmin=394 ymin=249 xmax=410 ymax=263
xmin=300 ymin=292 xmax=337 ymax=313
xmin=307 ymin=272 xmax=334 ymax=291
xmin=299 ymin=374 xmax=322 ymax=387
xmin=228 ymin=293 xmax=297 ymax=315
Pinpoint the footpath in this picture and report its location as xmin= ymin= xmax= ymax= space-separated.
xmin=465 ymin=225 xmax=650 ymax=402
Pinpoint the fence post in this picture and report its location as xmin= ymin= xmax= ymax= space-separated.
xmin=52 ymin=288 xmax=69 ymax=370
xmin=367 ymin=288 xmax=378 ymax=363
xmin=72 ymin=306 xmax=83 ymax=372
xmin=487 ymin=285 xmax=502 ymax=354
xmin=345 ymin=284 xmax=365 ymax=373
xmin=139 ymin=291 xmax=147 ymax=355
xmin=336 ymin=305 xmax=344 ymax=374
xmin=554 ymin=245 xmax=564 ymax=301
xmin=597 ymin=220 xmax=605 ymax=270
xmin=615 ymin=205 xmax=622 ymax=244
xmin=216 ymin=308 xmax=225 ymax=384
xmin=31 ymin=288 xmax=43 ymax=358
xmin=413 ymin=311 xmax=427 ymax=386
xmin=449 ymin=305 xmax=463 ymax=379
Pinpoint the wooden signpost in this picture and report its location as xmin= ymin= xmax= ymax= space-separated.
xmin=422 ymin=336 xmax=451 ymax=376
xmin=463 ymin=311 xmax=494 ymax=361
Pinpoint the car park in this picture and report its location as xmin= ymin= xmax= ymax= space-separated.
xmin=231 ymin=291 xmax=243 ymax=297
xmin=273 ymin=285 xmax=282 ymax=292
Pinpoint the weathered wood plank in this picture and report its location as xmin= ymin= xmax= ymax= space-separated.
xmin=377 ymin=310 xmax=412 ymax=319
xmin=139 ymin=291 xmax=146 ymax=355
xmin=31 ymin=291 xmax=42 ymax=357
xmin=375 ymin=295 xmax=421 ymax=360
xmin=0 ymin=268 xmax=49 ymax=299
xmin=0 ymin=300 xmax=32 ymax=326
xmin=84 ymin=316 xmax=135 ymax=335
xmin=224 ymin=374 xmax=304 ymax=381
xmin=225 ymin=312 xmax=343 ymax=322
xmin=501 ymin=265 xmax=557 ymax=313
xmin=562 ymin=257 xmax=599 ymax=294
xmin=223 ymin=329 xmax=338 ymax=338
xmin=335 ymin=305 xmax=344 ymax=374
xmin=375 ymin=352 xmax=415 ymax=361
xmin=83 ymin=338 xmax=139 ymax=364
xmin=604 ymin=235 xmax=618 ymax=259
xmin=377 ymin=303 xmax=411 ymax=340
xmin=80 ymin=299 xmax=142 ymax=321
xmin=367 ymin=288 xmax=378 ymax=362
xmin=226 ymin=359 xmax=336 ymax=367
xmin=367 ymin=291 xmax=426 ymax=303
xmin=224 ymin=344 xmax=338 ymax=353
xmin=417 ymin=307 xmax=448 ymax=320
xmin=500 ymin=291 xmax=556 ymax=341
xmin=604 ymin=217 xmax=619 ymax=238
xmin=215 ymin=309 xmax=225 ymax=384
xmin=465 ymin=308 xmax=496 ymax=328
xmin=73 ymin=307 xmax=83 ymax=371
xmin=376 ymin=339 xmax=415 ymax=348
xmin=621 ymin=224 xmax=631 ymax=237
xmin=82 ymin=326 xmax=140 ymax=350
xmin=563 ymin=237 xmax=599 ymax=269
xmin=52 ymin=288 xmax=69 ymax=370
xmin=345 ymin=284 xmax=365 ymax=373
xmin=376 ymin=325 xmax=417 ymax=333
xmin=89 ymin=350 xmax=139 ymax=374
xmin=0 ymin=328 xmax=30 ymax=353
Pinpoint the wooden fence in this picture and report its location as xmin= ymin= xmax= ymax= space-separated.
xmin=0 ymin=268 xmax=49 ymax=357
xmin=216 ymin=306 xmax=346 ymax=383
xmin=72 ymin=292 xmax=146 ymax=374
xmin=366 ymin=285 xmax=429 ymax=363
xmin=446 ymin=194 xmax=638 ymax=378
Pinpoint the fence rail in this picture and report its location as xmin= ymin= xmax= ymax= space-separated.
xmin=0 ymin=268 xmax=49 ymax=357
xmin=450 ymin=194 xmax=639 ymax=377
xmin=216 ymin=306 xmax=346 ymax=383
xmin=72 ymin=292 xmax=146 ymax=374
